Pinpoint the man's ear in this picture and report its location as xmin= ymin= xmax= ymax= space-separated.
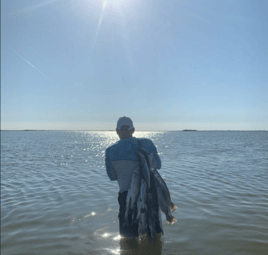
xmin=132 ymin=128 xmax=135 ymax=134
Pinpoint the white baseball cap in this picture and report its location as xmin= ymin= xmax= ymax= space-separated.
xmin=116 ymin=116 xmax=134 ymax=130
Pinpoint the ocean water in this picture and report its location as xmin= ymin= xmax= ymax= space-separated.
xmin=1 ymin=130 xmax=268 ymax=255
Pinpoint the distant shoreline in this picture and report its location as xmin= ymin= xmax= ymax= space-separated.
xmin=1 ymin=130 xmax=267 ymax=132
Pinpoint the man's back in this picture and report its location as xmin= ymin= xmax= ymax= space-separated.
xmin=105 ymin=137 xmax=161 ymax=192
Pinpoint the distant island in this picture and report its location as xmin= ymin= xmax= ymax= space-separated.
xmin=182 ymin=129 xmax=197 ymax=131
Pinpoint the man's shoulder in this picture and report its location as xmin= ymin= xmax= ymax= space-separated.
xmin=106 ymin=137 xmax=156 ymax=155
xmin=139 ymin=137 xmax=154 ymax=145
xmin=138 ymin=138 xmax=157 ymax=151
xmin=106 ymin=142 xmax=119 ymax=153
xmin=139 ymin=137 xmax=153 ymax=143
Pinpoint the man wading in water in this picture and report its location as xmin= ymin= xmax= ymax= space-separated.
xmin=105 ymin=116 xmax=163 ymax=239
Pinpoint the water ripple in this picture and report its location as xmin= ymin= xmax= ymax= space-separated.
xmin=1 ymin=131 xmax=268 ymax=255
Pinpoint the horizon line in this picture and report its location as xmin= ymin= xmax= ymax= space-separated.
xmin=1 ymin=129 xmax=267 ymax=132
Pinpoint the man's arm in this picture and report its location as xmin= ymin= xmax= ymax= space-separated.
xmin=105 ymin=149 xmax=117 ymax=181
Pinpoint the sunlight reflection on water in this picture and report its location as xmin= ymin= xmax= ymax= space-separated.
xmin=1 ymin=131 xmax=268 ymax=255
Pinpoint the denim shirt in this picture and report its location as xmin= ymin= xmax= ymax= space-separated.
xmin=105 ymin=137 xmax=161 ymax=192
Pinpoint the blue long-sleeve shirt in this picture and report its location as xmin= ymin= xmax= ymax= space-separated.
xmin=105 ymin=137 xmax=161 ymax=192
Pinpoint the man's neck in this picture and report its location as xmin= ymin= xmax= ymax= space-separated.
xmin=120 ymin=136 xmax=133 ymax=140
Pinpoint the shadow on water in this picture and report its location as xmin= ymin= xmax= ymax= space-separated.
xmin=119 ymin=234 xmax=162 ymax=255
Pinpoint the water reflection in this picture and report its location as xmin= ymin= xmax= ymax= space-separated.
xmin=119 ymin=234 xmax=163 ymax=255
xmin=95 ymin=229 xmax=163 ymax=255
xmin=102 ymin=232 xmax=113 ymax=238
xmin=2 ymin=131 xmax=268 ymax=254
xmin=82 ymin=131 xmax=166 ymax=148
xmin=83 ymin=212 xmax=96 ymax=219
xmin=113 ymin=234 xmax=122 ymax=241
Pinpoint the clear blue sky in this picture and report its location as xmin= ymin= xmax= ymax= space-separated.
xmin=1 ymin=0 xmax=267 ymax=130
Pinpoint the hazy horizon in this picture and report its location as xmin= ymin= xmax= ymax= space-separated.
xmin=1 ymin=128 xmax=267 ymax=131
